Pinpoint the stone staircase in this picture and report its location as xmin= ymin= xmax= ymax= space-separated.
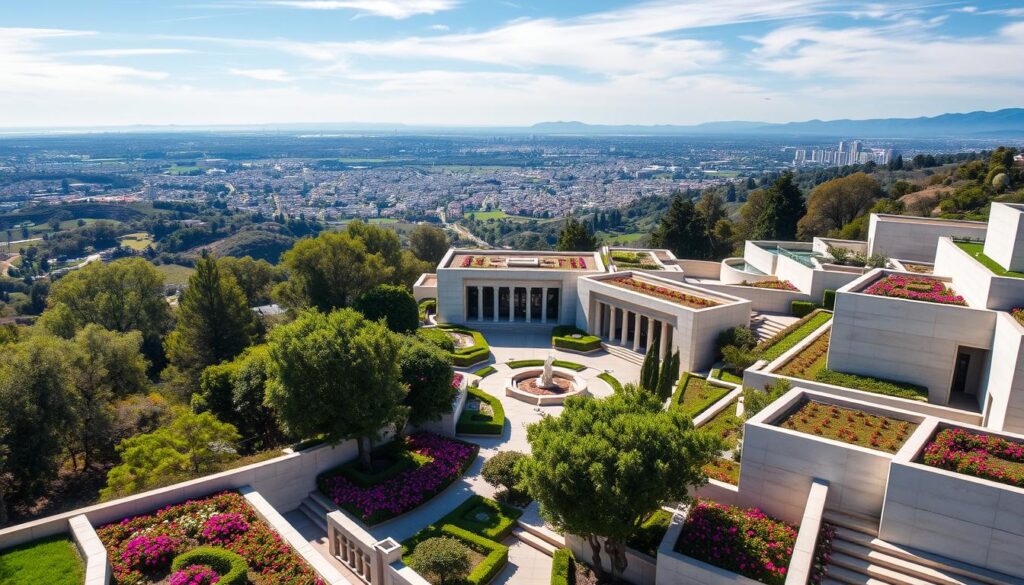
xmin=297 ymin=491 xmax=338 ymax=533
xmin=750 ymin=312 xmax=786 ymax=343
xmin=601 ymin=342 xmax=645 ymax=366
xmin=513 ymin=517 xmax=565 ymax=557
xmin=822 ymin=511 xmax=1020 ymax=585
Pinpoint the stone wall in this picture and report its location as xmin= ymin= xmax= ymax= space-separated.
xmin=934 ymin=237 xmax=1024 ymax=311
xmin=982 ymin=313 xmax=1024 ymax=434
xmin=982 ymin=202 xmax=1024 ymax=273
xmin=867 ymin=214 xmax=988 ymax=263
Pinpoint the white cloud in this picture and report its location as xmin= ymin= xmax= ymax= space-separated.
xmin=429 ymin=24 xmax=449 ymax=31
xmin=229 ymin=68 xmax=295 ymax=82
xmin=67 ymin=48 xmax=195 ymax=57
xmin=262 ymin=0 xmax=458 ymax=19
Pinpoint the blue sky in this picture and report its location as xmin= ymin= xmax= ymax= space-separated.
xmin=2 ymin=1 xmax=1023 ymax=127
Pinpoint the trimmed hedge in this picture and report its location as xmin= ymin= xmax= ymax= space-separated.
xmin=171 ymin=547 xmax=248 ymax=585
xmin=416 ymin=327 xmax=455 ymax=352
xmin=550 ymin=548 xmax=574 ymax=585
xmin=433 ymin=495 xmax=523 ymax=541
xmin=791 ymin=300 xmax=816 ymax=317
xmin=551 ymin=326 xmax=602 ymax=352
xmin=506 ymin=359 xmax=587 ymax=371
xmin=757 ymin=310 xmax=833 ymax=362
xmin=334 ymin=440 xmax=429 ymax=488
xmin=816 ymin=369 xmax=928 ymax=401
xmin=404 ymin=525 xmax=508 ymax=585
xmin=822 ymin=289 xmax=836 ymax=310
xmin=472 ymin=365 xmax=496 ymax=378
xmin=457 ymin=387 xmax=505 ymax=435
xmin=440 ymin=325 xmax=491 ymax=367
xmin=598 ymin=372 xmax=623 ymax=393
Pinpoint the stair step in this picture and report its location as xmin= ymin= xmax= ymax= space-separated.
xmin=832 ymin=540 xmax=989 ymax=585
xmin=298 ymin=500 xmax=328 ymax=533
xmin=308 ymin=491 xmax=338 ymax=514
xmin=830 ymin=552 xmax=939 ymax=585
xmin=512 ymin=527 xmax=557 ymax=557
xmin=515 ymin=519 xmax=565 ymax=549
xmin=827 ymin=564 xmax=895 ymax=585
xmin=824 ymin=510 xmax=880 ymax=537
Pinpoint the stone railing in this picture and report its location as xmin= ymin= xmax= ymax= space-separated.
xmin=69 ymin=514 xmax=110 ymax=585
xmin=327 ymin=509 xmax=408 ymax=585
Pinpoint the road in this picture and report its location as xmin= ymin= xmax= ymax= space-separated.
xmin=440 ymin=210 xmax=490 ymax=249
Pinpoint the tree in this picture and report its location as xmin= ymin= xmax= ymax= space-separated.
xmin=166 ymin=252 xmax=256 ymax=377
xmin=216 ymin=256 xmax=282 ymax=307
xmin=47 ymin=258 xmax=171 ymax=366
xmin=522 ymin=390 xmax=720 ymax=576
xmin=399 ymin=339 xmax=456 ymax=429
xmin=265 ymin=309 xmax=407 ymax=470
xmin=555 ymin=218 xmax=598 ymax=251
xmin=199 ymin=345 xmax=283 ymax=452
xmin=353 ymin=284 xmax=420 ymax=334
xmin=656 ymin=350 xmax=680 ymax=401
xmin=100 ymin=410 xmax=240 ymax=500
xmin=651 ymin=193 xmax=706 ymax=259
xmin=797 ymin=173 xmax=882 ymax=239
xmin=407 ymin=537 xmax=471 ymax=585
xmin=695 ymin=191 xmax=730 ymax=259
xmin=751 ymin=173 xmax=805 ymax=241
xmin=409 ymin=225 xmax=450 ymax=265
xmin=481 ymin=451 xmax=529 ymax=502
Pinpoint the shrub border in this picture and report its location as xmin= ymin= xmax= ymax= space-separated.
xmin=439 ymin=324 xmax=491 ymax=367
xmin=457 ymin=387 xmax=505 ymax=435
xmin=403 ymin=525 xmax=508 ymax=585
xmin=506 ymin=359 xmax=587 ymax=372
xmin=431 ymin=495 xmax=524 ymax=541
xmin=597 ymin=372 xmax=623 ymax=393
xmin=551 ymin=326 xmax=602 ymax=353
xmin=171 ymin=546 xmax=248 ymax=585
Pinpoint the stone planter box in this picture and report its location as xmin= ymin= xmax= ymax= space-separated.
xmin=655 ymin=512 xmax=762 ymax=585
xmin=505 ymin=367 xmax=588 ymax=406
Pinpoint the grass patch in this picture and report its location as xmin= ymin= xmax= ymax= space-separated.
xmin=463 ymin=210 xmax=509 ymax=221
xmin=777 ymin=331 xmax=929 ymax=401
xmin=598 ymin=372 xmax=623 ymax=393
xmin=955 ymin=241 xmax=1024 ymax=278
xmin=626 ymin=509 xmax=673 ymax=557
xmin=711 ymin=368 xmax=744 ymax=386
xmin=702 ymin=458 xmax=740 ymax=485
xmin=155 ymin=263 xmax=195 ymax=286
xmin=672 ymin=374 xmax=730 ymax=418
xmin=551 ymin=549 xmax=574 ymax=585
xmin=551 ymin=325 xmax=602 ymax=352
xmin=0 ymin=535 xmax=84 ymax=585
xmin=472 ymin=365 xmax=496 ymax=378
xmin=698 ymin=401 xmax=742 ymax=449
xmin=779 ymin=400 xmax=918 ymax=453
xmin=457 ymin=387 xmax=505 ymax=435
xmin=117 ymin=231 xmax=154 ymax=251
xmin=756 ymin=310 xmax=833 ymax=362
xmin=430 ymin=495 xmax=523 ymax=541
xmin=507 ymin=359 xmax=586 ymax=371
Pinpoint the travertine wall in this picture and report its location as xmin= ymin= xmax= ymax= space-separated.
xmin=690 ymin=281 xmax=807 ymax=313
xmin=655 ymin=512 xmax=763 ymax=585
xmin=983 ymin=202 xmax=1024 ymax=273
xmin=934 ymin=237 xmax=1024 ymax=311
xmin=981 ymin=313 xmax=1024 ymax=434
xmin=867 ymin=214 xmax=988 ymax=262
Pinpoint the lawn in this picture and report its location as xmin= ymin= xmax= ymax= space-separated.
xmin=955 ymin=241 xmax=1024 ymax=278
xmin=698 ymin=401 xmax=743 ymax=449
xmin=118 ymin=232 xmax=154 ymax=251
xmin=463 ymin=210 xmax=509 ymax=221
xmin=626 ymin=509 xmax=673 ymax=557
xmin=167 ymin=164 xmax=201 ymax=175
xmin=672 ymin=374 xmax=730 ymax=418
xmin=756 ymin=310 xmax=833 ymax=362
xmin=0 ymin=535 xmax=84 ymax=585
xmin=155 ymin=263 xmax=195 ymax=286
xmin=712 ymin=368 xmax=744 ymax=385
xmin=776 ymin=331 xmax=928 ymax=401
xmin=778 ymin=400 xmax=918 ymax=453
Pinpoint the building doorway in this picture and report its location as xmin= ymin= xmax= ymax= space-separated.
xmin=950 ymin=346 xmax=987 ymax=409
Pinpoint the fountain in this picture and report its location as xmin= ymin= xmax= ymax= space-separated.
xmin=505 ymin=353 xmax=588 ymax=406
xmin=537 ymin=354 xmax=556 ymax=389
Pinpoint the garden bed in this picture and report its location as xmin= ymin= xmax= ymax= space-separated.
xmin=626 ymin=509 xmax=673 ymax=557
xmin=711 ymin=368 xmax=743 ymax=385
xmin=457 ymin=387 xmax=505 ymax=435
xmin=672 ymin=374 xmax=730 ymax=418
xmin=698 ymin=401 xmax=742 ymax=449
xmin=403 ymin=525 xmax=507 ymax=585
xmin=674 ymin=499 xmax=828 ymax=585
xmin=740 ymin=279 xmax=798 ymax=291
xmin=607 ymin=277 xmax=719 ymax=309
xmin=1013 ymin=307 xmax=1024 ymax=326
xmin=862 ymin=274 xmax=966 ymax=305
xmin=756 ymin=310 xmax=832 ymax=362
xmin=776 ymin=331 xmax=928 ymax=401
xmin=318 ymin=433 xmax=479 ymax=525
xmin=507 ymin=359 xmax=587 ymax=371
xmin=551 ymin=325 xmax=602 ymax=352
xmin=702 ymin=458 xmax=740 ymax=485
xmin=777 ymin=400 xmax=917 ymax=453
xmin=610 ymin=250 xmax=662 ymax=270
xmin=0 ymin=535 xmax=84 ymax=585
xmin=439 ymin=325 xmax=491 ymax=367
xmin=920 ymin=427 xmax=1024 ymax=488
xmin=96 ymin=490 xmax=322 ymax=585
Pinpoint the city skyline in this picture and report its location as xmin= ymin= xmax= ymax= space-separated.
xmin=3 ymin=0 xmax=1024 ymax=128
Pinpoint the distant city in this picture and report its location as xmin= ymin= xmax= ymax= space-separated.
xmin=792 ymin=140 xmax=894 ymax=167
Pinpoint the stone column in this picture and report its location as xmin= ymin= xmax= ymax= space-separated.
xmin=620 ymin=310 xmax=631 ymax=345
xmin=477 ymin=286 xmax=484 ymax=322
xmin=509 ymin=288 xmax=515 ymax=322
xmin=541 ymin=288 xmax=548 ymax=324
xmin=633 ymin=313 xmax=642 ymax=351
xmin=493 ymin=288 xmax=500 ymax=323
xmin=660 ymin=321 xmax=670 ymax=359
xmin=595 ymin=301 xmax=603 ymax=337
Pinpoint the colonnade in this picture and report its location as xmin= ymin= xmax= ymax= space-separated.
xmin=464 ymin=285 xmax=559 ymax=323
xmin=590 ymin=300 xmax=673 ymax=358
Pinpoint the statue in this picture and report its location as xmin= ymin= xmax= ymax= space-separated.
xmin=540 ymin=353 xmax=555 ymax=388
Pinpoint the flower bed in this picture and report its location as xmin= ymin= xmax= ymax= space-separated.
xmin=611 ymin=250 xmax=662 ymax=270
xmin=862 ymin=274 xmax=966 ymax=305
xmin=96 ymin=491 xmax=323 ymax=585
xmin=452 ymin=373 xmax=465 ymax=389
xmin=318 ymin=433 xmax=479 ymax=525
xmin=741 ymin=279 xmax=799 ymax=291
xmin=698 ymin=401 xmax=743 ymax=449
xmin=607 ymin=276 xmax=719 ymax=309
xmin=672 ymin=373 xmax=730 ymax=417
xmin=675 ymin=500 xmax=804 ymax=585
xmin=1013 ymin=307 xmax=1024 ymax=326
xmin=703 ymin=458 xmax=740 ymax=485
xmin=778 ymin=400 xmax=917 ymax=453
xmin=921 ymin=428 xmax=1024 ymax=488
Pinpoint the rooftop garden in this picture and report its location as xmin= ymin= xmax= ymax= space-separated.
xmin=607 ymin=276 xmax=719 ymax=309
xmin=862 ymin=274 xmax=966 ymax=306
xmin=96 ymin=491 xmax=322 ymax=585
xmin=610 ymin=250 xmax=662 ymax=270
xmin=452 ymin=254 xmax=592 ymax=271
xmin=955 ymin=241 xmax=1024 ymax=278
xmin=698 ymin=401 xmax=743 ymax=449
xmin=778 ymin=400 xmax=918 ymax=453
xmin=776 ymin=331 xmax=929 ymax=401
xmin=672 ymin=374 xmax=730 ymax=418
xmin=0 ymin=535 xmax=84 ymax=585
xmin=756 ymin=310 xmax=832 ymax=363
xmin=318 ymin=432 xmax=479 ymax=525
xmin=739 ymin=279 xmax=799 ymax=291
xmin=703 ymin=458 xmax=740 ymax=485
xmin=674 ymin=499 xmax=831 ymax=585
xmin=921 ymin=428 xmax=1024 ymax=488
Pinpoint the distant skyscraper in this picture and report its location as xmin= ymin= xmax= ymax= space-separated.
xmin=793 ymin=140 xmax=892 ymax=167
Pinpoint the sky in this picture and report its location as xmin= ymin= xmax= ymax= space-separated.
xmin=2 ymin=0 xmax=1023 ymax=128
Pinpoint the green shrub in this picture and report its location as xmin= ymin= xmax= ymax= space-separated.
xmin=716 ymin=326 xmax=757 ymax=352
xmin=354 ymin=284 xmax=420 ymax=333
xmin=506 ymin=359 xmax=586 ymax=371
xmin=473 ymin=365 xmax=496 ymax=378
xmin=439 ymin=325 xmax=491 ymax=367
xmin=598 ymin=372 xmax=623 ymax=393
xmin=551 ymin=326 xmax=602 ymax=352
xmin=550 ymin=548 xmax=574 ymax=585
xmin=457 ymin=387 xmax=505 ymax=435
xmin=822 ymin=289 xmax=837 ymax=310
xmin=435 ymin=495 xmax=524 ymax=540
xmin=791 ymin=300 xmax=815 ymax=317
xmin=721 ymin=345 xmax=758 ymax=372
xmin=756 ymin=310 xmax=832 ymax=362
xmin=743 ymin=379 xmax=791 ymax=418
xmin=416 ymin=327 xmax=455 ymax=352
xmin=171 ymin=547 xmax=248 ymax=585
xmin=815 ymin=369 xmax=928 ymax=401
xmin=442 ymin=526 xmax=508 ymax=585
xmin=419 ymin=298 xmax=436 ymax=322
xmin=482 ymin=452 xmax=529 ymax=504
xmin=627 ymin=509 xmax=673 ymax=557
xmin=335 ymin=440 xmax=428 ymax=487
xmin=408 ymin=537 xmax=472 ymax=585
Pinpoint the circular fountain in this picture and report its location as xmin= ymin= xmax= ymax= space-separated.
xmin=505 ymin=354 xmax=588 ymax=406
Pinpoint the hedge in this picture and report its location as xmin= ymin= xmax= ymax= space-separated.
xmin=473 ymin=365 xmax=496 ymax=378
xmin=404 ymin=525 xmax=508 ymax=585
xmin=791 ymin=300 xmax=816 ymax=317
xmin=506 ymin=359 xmax=587 ymax=371
xmin=598 ymin=372 xmax=623 ymax=393
xmin=822 ymin=289 xmax=836 ymax=310
xmin=334 ymin=440 xmax=429 ymax=488
xmin=439 ymin=325 xmax=491 ymax=367
xmin=416 ymin=327 xmax=455 ymax=352
xmin=171 ymin=547 xmax=248 ymax=585
xmin=433 ymin=495 xmax=523 ymax=541
xmin=550 ymin=548 xmax=574 ymax=585
xmin=418 ymin=298 xmax=436 ymax=323
xmin=457 ymin=386 xmax=505 ymax=435
xmin=551 ymin=326 xmax=602 ymax=352
xmin=757 ymin=310 xmax=833 ymax=362
xmin=816 ymin=369 xmax=928 ymax=401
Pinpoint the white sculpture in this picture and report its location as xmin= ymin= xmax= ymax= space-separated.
xmin=540 ymin=353 xmax=555 ymax=387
